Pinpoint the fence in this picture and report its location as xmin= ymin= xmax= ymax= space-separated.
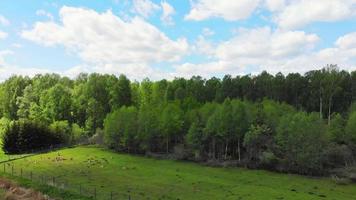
xmin=1 ymin=147 xmax=135 ymax=200
xmin=0 ymin=144 xmax=71 ymax=163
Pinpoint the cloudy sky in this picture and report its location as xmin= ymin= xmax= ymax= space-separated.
xmin=0 ymin=0 xmax=356 ymax=80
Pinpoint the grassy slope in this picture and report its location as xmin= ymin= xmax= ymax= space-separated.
xmin=0 ymin=172 xmax=91 ymax=200
xmin=4 ymin=146 xmax=356 ymax=200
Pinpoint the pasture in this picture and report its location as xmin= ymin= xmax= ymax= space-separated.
xmin=1 ymin=146 xmax=355 ymax=200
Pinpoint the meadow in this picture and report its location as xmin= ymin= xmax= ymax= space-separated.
xmin=2 ymin=146 xmax=356 ymax=200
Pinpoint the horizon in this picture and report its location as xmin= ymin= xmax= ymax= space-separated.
xmin=0 ymin=0 xmax=356 ymax=81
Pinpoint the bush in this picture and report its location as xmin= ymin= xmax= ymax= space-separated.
xmin=2 ymin=120 xmax=64 ymax=154
xmin=71 ymin=123 xmax=87 ymax=143
xmin=323 ymin=144 xmax=353 ymax=168
xmin=260 ymin=151 xmax=278 ymax=170
xmin=276 ymin=112 xmax=328 ymax=175
xmin=49 ymin=120 xmax=71 ymax=144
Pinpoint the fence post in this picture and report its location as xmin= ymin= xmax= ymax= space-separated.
xmin=110 ymin=191 xmax=113 ymax=200
xmin=53 ymin=176 xmax=55 ymax=186
xmin=30 ymin=171 xmax=33 ymax=181
xmin=20 ymin=168 xmax=22 ymax=177
xmin=3 ymin=163 xmax=5 ymax=173
xmin=128 ymin=194 xmax=131 ymax=200
xmin=11 ymin=165 xmax=14 ymax=176
xmin=79 ymin=184 xmax=82 ymax=195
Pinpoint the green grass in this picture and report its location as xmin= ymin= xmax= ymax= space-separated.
xmin=2 ymin=146 xmax=356 ymax=200
xmin=0 ymin=172 xmax=91 ymax=200
xmin=0 ymin=188 xmax=5 ymax=200
xmin=0 ymin=141 xmax=30 ymax=162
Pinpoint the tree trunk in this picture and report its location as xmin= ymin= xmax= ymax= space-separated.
xmin=238 ymin=138 xmax=241 ymax=163
xmin=328 ymin=96 xmax=332 ymax=125
xmin=166 ymin=137 xmax=169 ymax=154
xmin=212 ymin=138 xmax=216 ymax=160
xmin=224 ymin=140 xmax=228 ymax=160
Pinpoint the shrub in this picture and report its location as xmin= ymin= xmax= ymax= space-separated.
xmin=72 ymin=123 xmax=87 ymax=143
xmin=276 ymin=112 xmax=328 ymax=175
xmin=260 ymin=151 xmax=278 ymax=170
xmin=49 ymin=120 xmax=71 ymax=144
xmin=322 ymin=144 xmax=353 ymax=168
xmin=2 ymin=120 xmax=64 ymax=154
xmin=0 ymin=117 xmax=10 ymax=136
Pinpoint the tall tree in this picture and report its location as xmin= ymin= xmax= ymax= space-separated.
xmin=159 ymin=103 xmax=183 ymax=153
xmin=110 ymin=74 xmax=132 ymax=109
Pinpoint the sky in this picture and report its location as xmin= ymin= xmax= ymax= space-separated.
xmin=0 ymin=0 xmax=356 ymax=81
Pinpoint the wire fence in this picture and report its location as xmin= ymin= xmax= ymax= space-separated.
xmin=0 ymin=146 xmax=136 ymax=200
xmin=0 ymin=144 xmax=70 ymax=163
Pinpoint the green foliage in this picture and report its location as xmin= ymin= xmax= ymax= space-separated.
xmin=110 ymin=74 xmax=132 ymax=109
xmin=0 ymin=66 xmax=355 ymax=176
xmin=345 ymin=111 xmax=356 ymax=145
xmin=2 ymin=120 xmax=63 ymax=154
xmin=276 ymin=112 xmax=328 ymax=175
xmin=0 ymin=117 xmax=10 ymax=138
xmin=71 ymin=123 xmax=87 ymax=143
xmin=104 ymin=106 xmax=138 ymax=152
xmin=41 ymin=83 xmax=72 ymax=123
xmin=49 ymin=120 xmax=72 ymax=144
xmin=243 ymin=124 xmax=272 ymax=165
xmin=328 ymin=113 xmax=347 ymax=144
xmin=159 ymin=103 xmax=183 ymax=153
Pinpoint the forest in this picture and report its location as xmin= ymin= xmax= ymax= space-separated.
xmin=1 ymin=64 xmax=356 ymax=177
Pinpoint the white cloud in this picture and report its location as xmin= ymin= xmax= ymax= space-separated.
xmin=264 ymin=0 xmax=285 ymax=11
xmin=36 ymin=9 xmax=54 ymax=20
xmin=335 ymin=32 xmax=356 ymax=50
xmin=0 ymin=65 xmax=52 ymax=82
xmin=0 ymin=50 xmax=52 ymax=82
xmin=0 ymin=15 xmax=9 ymax=26
xmin=216 ymin=27 xmax=319 ymax=62
xmin=173 ymin=61 xmax=230 ymax=78
xmin=185 ymin=0 xmax=260 ymax=21
xmin=274 ymin=0 xmax=356 ymax=29
xmin=0 ymin=30 xmax=7 ymax=39
xmin=21 ymin=6 xmax=189 ymax=79
xmin=192 ymin=35 xmax=215 ymax=57
xmin=131 ymin=0 xmax=160 ymax=18
xmin=160 ymin=1 xmax=175 ymax=25
xmin=175 ymin=27 xmax=323 ymax=76
xmin=176 ymin=29 xmax=356 ymax=77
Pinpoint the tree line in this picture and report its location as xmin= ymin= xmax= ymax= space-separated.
xmin=1 ymin=65 xmax=356 ymax=176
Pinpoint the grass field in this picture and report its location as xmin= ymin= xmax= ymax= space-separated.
xmin=2 ymin=146 xmax=356 ymax=200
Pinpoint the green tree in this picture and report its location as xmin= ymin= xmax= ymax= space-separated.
xmin=345 ymin=111 xmax=356 ymax=145
xmin=159 ymin=103 xmax=183 ymax=153
xmin=0 ymin=76 xmax=30 ymax=119
xmin=40 ymin=83 xmax=72 ymax=123
xmin=110 ymin=74 xmax=132 ymax=109
xmin=327 ymin=113 xmax=346 ymax=144
xmin=243 ymin=124 xmax=272 ymax=166
xmin=104 ymin=106 xmax=138 ymax=152
xmin=276 ymin=112 xmax=327 ymax=175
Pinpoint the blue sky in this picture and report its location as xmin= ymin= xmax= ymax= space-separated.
xmin=0 ymin=0 xmax=355 ymax=80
